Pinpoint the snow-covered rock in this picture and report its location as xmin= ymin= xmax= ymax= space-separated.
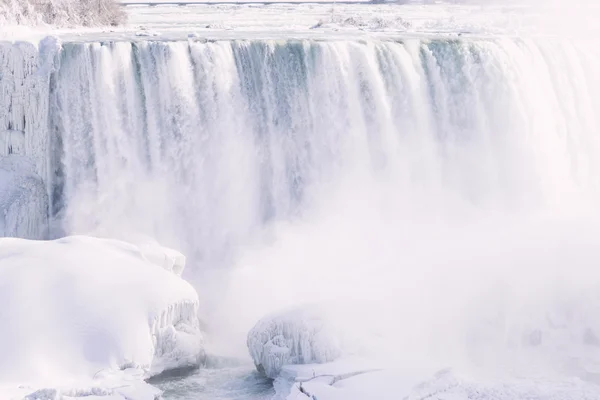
xmin=0 ymin=236 xmax=205 ymax=397
xmin=247 ymin=306 xmax=342 ymax=379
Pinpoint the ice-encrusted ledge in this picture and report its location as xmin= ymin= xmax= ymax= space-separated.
xmin=149 ymin=300 xmax=206 ymax=377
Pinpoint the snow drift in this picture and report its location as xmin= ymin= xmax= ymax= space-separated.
xmin=0 ymin=236 xmax=204 ymax=392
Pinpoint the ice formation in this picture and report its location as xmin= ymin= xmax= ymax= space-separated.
xmin=0 ymin=156 xmax=47 ymax=239
xmin=0 ymin=39 xmax=57 ymax=182
xmin=0 ymin=236 xmax=204 ymax=397
xmin=247 ymin=307 xmax=342 ymax=378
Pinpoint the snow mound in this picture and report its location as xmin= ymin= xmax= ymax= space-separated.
xmin=0 ymin=236 xmax=204 ymax=391
xmin=247 ymin=306 xmax=342 ymax=379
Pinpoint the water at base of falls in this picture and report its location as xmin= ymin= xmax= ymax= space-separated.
xmin=148 ymin=359 xmax=274 ymax=400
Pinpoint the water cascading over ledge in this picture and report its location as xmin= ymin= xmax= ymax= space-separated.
xmin=1 ymin=37 xmax=600 ymax=263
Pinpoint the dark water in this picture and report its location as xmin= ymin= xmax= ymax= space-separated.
xmin=149 ymin=360 xmax=275 ymax=400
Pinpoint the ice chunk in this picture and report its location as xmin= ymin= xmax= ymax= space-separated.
xmin=0 ymin=236 xmax=204 ymax=390
xmin=247 ymin=306 xmax=342 ymax=378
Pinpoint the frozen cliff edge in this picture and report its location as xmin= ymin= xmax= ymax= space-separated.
xmin=0 ymin=236 xmax=204 ymax=399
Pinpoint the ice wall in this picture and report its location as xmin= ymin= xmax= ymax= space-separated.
xmin=0 ymin=40 xmax=55 ymax=179
xmin=0 ymin=39 xmax=57 ymax=239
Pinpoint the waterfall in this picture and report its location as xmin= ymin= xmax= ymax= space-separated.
xmin=2 ymin=37 xmax=600 ymax=264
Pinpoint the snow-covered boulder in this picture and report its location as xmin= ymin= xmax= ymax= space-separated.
xmin=0 ymin=236 xmax=205 ymax=396
xmin=247 ymin=306 xmax=342 ymax=379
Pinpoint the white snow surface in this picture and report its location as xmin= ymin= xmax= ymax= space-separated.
xmin=0 ymin=0 xmax=125 ymax=27
xmin=3 ymin=1 xmax=600 ymax=42
xmin=280 ymin=365 xmax=600 ymax=400
xmin=0 ymin=236 xmax=204 ymax=399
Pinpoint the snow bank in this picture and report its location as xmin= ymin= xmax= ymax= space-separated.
xmin=280 ymin=366 xmax=600 ymax=400
xmin=16 ymin=369 xmax=161 ymax=400
xmin=0 ymin=0 xmax=125 ymax=27
xmin=247 ymin=306 xmax=342 ymax=379
xmin=0 ymin=236 xmax=204 ymax=397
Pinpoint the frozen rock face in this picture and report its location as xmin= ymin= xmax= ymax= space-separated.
xmin=0 ymin=39 xmax=57 ymax=182
xmin=0 ymin=236 xmax=204 ymax=387
xmin=0 ymin=156 xmax=48 ymax=239
xmin=248 ymin=306 xmax=342 ymax=379
xmin=0 ymin=39 xmax=59 ymax=240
